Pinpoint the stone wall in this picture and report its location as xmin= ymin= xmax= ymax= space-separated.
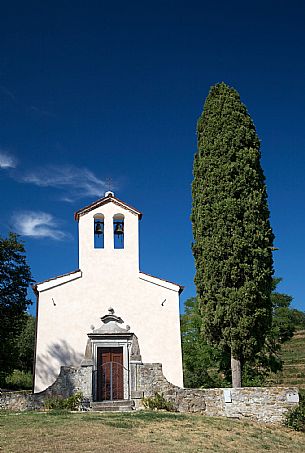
xmin=136 ymin=363 xmax=299 ymax=424
xmin=41 ymin=365 xmax=92 ymax=401
xmin=0 ymin=391 xmax=41 ymax=412
xmin=0 ymin=362 xmax=300 ymax=425
xmin=0 ymin=366 xmax=92 ymax=412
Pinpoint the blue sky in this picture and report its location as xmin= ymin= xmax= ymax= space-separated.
xmin=0 ymin=1 xmax=305 ymax=315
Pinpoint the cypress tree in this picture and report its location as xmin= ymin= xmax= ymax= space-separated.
xmin=191 ymin=82 xmax=274 ymax=387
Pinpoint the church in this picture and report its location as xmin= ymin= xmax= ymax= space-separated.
xmin=33 ymin=192 xmax=184 ymax=401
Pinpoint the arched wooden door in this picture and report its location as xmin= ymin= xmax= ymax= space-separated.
xmin=97 ymin=347 xmax=124 ymax=401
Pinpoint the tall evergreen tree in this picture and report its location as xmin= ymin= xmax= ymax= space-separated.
xmin=191 ymin=82 xmax=274 ymax=387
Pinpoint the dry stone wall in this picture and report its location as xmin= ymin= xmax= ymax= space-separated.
xmin=0 ymin=362 xmax=299 ymax=425
xmin=136 ymin=363 xmax=299 ymax=424
xmin=0 ymin=366 xmax=92 ymax=411
xmin=0 ymin=391 xmax=41 ymax=412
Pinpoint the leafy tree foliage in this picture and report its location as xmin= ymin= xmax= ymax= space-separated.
xmin=242 ymin=278 xmax=300 ymax=385
xmin=182 ymin=281 xmax=303 ymax=387
xmin=192 ymin=82 xmax=274 ymax=386
xmin=181 ymin=297 xmax=224 ymax=388
xmin=0 ymin=233 xmax=33 ymax=385
xmin=270 ymin=278 xmax=295 ymax=343
xmin=16 ymin=313 xmax=35 ymax=373
xmin=290 ymin=309 xmax=305 ymax=331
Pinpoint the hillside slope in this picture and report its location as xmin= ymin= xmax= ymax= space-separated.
xmin=269 ymin=330 xmax=305 ymax=388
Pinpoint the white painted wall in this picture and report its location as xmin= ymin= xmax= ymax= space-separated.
xmin=34 ymin=196 xmax=183 ymax=392
xmin=78 ymin=201 xmax=140 ymax=275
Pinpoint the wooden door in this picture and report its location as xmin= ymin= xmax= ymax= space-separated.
xmin=97 ymin=347 xmax=124 ymax=401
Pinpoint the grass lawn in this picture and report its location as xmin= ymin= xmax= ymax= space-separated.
xmin=0 ymin=410 xmax=304 ymax=453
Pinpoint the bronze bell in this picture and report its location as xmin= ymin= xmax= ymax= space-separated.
xmin=95 ymin=221 xmax=104 ymax=236
xmin=114 ymin=222 xmax=124 ymax=236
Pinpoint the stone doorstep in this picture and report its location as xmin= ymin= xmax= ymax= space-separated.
xmin=90 ymin=400 xmax=135 ymax=412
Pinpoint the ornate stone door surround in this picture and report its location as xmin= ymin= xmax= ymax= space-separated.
xmin=82 ymin=308 xmax=138 ymax=401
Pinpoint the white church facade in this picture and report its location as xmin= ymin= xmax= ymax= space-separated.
xmin=33 ymin=192 xmax=184 ymax=400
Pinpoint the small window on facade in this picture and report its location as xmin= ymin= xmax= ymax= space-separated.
xmin=113 ymin=214 xmax=124 ymax=249
xmin=94 ymin=215 xmax=104 ymax=248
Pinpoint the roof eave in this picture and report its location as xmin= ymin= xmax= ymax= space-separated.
xmin=74 ymin=194 xmax=142 ymax=221
xmin=139 ymin=271 xmax=184 ymax=294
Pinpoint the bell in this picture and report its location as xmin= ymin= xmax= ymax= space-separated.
xmin=114 ymin=222 xmax=124 ymax=236
xmin=95 ymin=221 xmax=103 ymax=236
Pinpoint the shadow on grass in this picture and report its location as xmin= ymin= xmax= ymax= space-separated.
xmin=129 ymin=411 xmax=189 ymax=421
xmin=77 ymin=410 xmax=190 ymax=426
xmin=101 ymin=420 xmax=136 ymax=429
xmin=48 ymin=409 xmax=71 ymax=417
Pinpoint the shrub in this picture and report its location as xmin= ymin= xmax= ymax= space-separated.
xmin=44 ymin=396 xmax=66 ymax=410
xmin=142 ymin=392 xmax=175 ymax=411
xmin=285 ymin=390 xmax=305 ymax=432
xmin=44 ymin=392 xmax=83 ymax=411
xmin=5 ymin=370 xmax=32 ymax=390
xmin=64 ymin=392 xmax=83 ymax=410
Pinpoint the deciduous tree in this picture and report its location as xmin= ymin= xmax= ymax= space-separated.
xmin=181 ymin=297 xmax=223 ymax=388
xmin=0 ymin=233 xmax=32 ymax=386
xmin=16 ymin=313 xmax=35 ymax=373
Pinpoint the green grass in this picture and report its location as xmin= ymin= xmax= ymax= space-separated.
xmin=0 ymin=410 xmax=304 ymax=453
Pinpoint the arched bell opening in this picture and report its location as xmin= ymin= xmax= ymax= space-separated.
xmin=94 ymin=214 xmax=104 ymax=249
xmin=113 ymin=213 xmax=124 ymax=249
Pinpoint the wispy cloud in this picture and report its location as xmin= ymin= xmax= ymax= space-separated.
xmin=21 ymin=164 xmax=108 ymax=201
xmin=29 ymin=105 xmax=56 ymax=118
xmin=0 ymin=85 xmax=17 ymax=103
xmin=0 ymin=151 xmax=17 ymax=169
xmin=0 ymin=84 xmax=55 ymax=117
xmin=13 ymin=211 xmax=70 ymax=240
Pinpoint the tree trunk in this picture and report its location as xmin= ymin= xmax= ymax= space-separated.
xmin=231 ymin=354 xmax=242 ymax=388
